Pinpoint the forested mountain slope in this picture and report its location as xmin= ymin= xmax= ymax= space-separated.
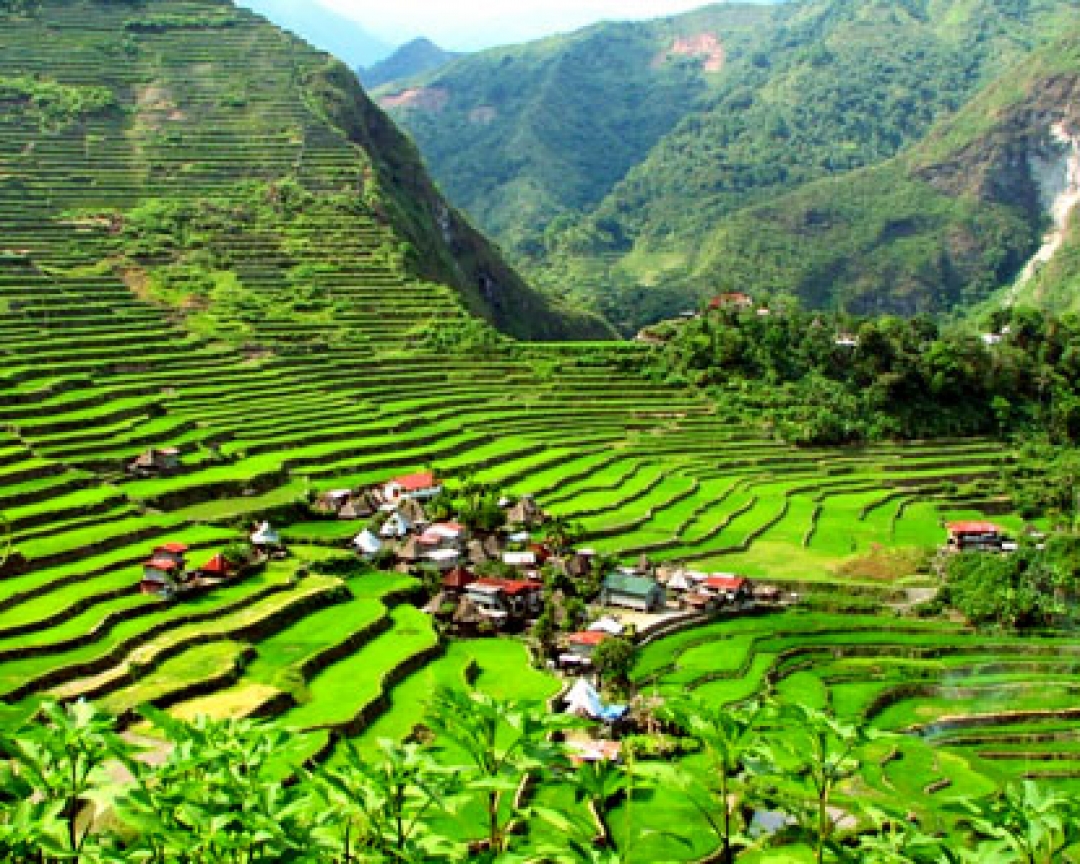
xmin=376 ymin=4 xmax=777 ymax=263
xmin=690 ymin=30 xmax=1080 ymax=315
xmin=383 ymin=0 xmax=1078 ymax=332
xmin=361 ymin=38 xmax=462 ymax=90
xmin=0 ymin=0 xmax=608 ymax=340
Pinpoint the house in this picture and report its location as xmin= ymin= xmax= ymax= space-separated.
xmin=380 ymin=511 xmax=413 ymax=539
xmin=319 ymin=489 xmax=352 ymax=512
xmin=442 ymin=566 xmax=477 ymax=595
xmin=702 ymin=575 xmax=753 ymax=603
xmin=503 ymin=550 xmax=537 ymax=569
xmin=588 ymin=617 xmax=625 ymax=637
xmin=424 ymin=548 xmax=461 ymax=570
xmin=834 ymin=334 xmax=859 ymax=348
xmin=127 ymin=447 xmax=180 ymax=476
xmin=562 ymin=678 xmax=629 ymax=724
xmin=398 ymin=497 xmax=429 ymax=527
xmin=567 ymin=740 xmax=623 ymax=764
xmin=708 ymin=292 xmax=754 ymax=311
xmin=600 ymin=574 xmax=665 ymax=612
xmin=506 ymin=495 xmax=545 ymax=528
xmin=465 ymin=578 xmax=543 ymax=624
xmin=142 ymin=553 xmax=184 ymax=596
xmin=152 ymin=542 xmax=188 ymax=566
xmin=397 ymin=536 xmax=423 ymax=564
xmin=946 ymin=521 xmax=1006 ymax=552
xmin=383 ymin=472 xmax=442 ymax=504
xmin=564 ymin=630 xmax=609 ymax=662
xmin=353 ymin=529 xmax=383 ymax=560
xmin=197 ymin=553 xmax=233 ymax=580
xmin=419 ymin=522 xmax=464 ymax=547
xmin=338 ymin=490 xmax=380 ymax=520
xmin=250 ymin=522 xmax=284 ymax=555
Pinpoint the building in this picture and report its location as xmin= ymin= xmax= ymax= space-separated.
xmin=702 ymin=575 xmax=753 ymax=603
xmin=708 ymin=292 xmax=754 ymax=311
xmin=600 ymin=574 xmax=666 ymax=612
xmin=383 ymin=472 xmax=442 ymax=504
xmin=197 ymin=553 xmax=233 ymax=580
xmin=442 ymin=566 xmax=477 ymax=595
xmin=565 ymin=630 xmax=609 ymax=662
xmin=945 ymin=521 xmax=1007 ymax=552
xmin=379 ymin=511 xmax=413 ymax=540
xmin=465 ymin=578 xmax=543 ymax=625
xmin=353 ymin=529 xmax=383 ymax=560
xmin=127 ymin=447 xmax=180 ymax=476
xmin=141 ymin=542 xmax=188 ymax=596
xmin=250 ymin=522 xmax=284 ymax=555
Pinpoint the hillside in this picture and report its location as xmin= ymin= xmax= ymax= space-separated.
xmin=376 ymin=3 xmax=777 ymax=263
xmin=5 ymin=1 xmax=1080 ymax=853
xmin=383 ymin=0 xmax=1078 ymax=332
xmin=361 ymin=38 xmax=462 ymax=90
xmin=0 ymin=0 xmax=608 ymax=341
xmin=690 ymin=30 xmax=1080 ymax=315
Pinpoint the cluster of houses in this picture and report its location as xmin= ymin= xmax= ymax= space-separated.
xmin=140 ymin=542 xmax=236 ymax=597
xmin=139 ymin=521 xmax=285 ymax=598
xmin=316 ymin=471 xmax=552 ymax=574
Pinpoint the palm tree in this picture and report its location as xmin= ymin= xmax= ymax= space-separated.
xmin=544 ymin=516 xmax=583 ymax=555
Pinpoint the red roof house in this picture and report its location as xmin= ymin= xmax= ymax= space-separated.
xmin=703 ymin=575 xmax=751 ymax=600
xmin=709 ymin=292 xmax=754 ymax=310
xmin=442 ymin=566 xmax=477 ymax=592
xmin=384 ymin=472 xmax=443 ymax=502
xmin=199 ymin=554 xmax=233 ymax=578
xmin=565 ymin=630 xmax=610 ymax=660
xmin=155 ymin=542 xmax=189 ymax=554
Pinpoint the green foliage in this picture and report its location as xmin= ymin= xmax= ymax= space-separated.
xmin=941 ymin=542 xmax=1079 ymax=630
xmin=0 ymin=76 xmax=114 ymax=131
xmin=647 ymin=304 xmax=1080 ymax=444
xmin=591 ymin=637 xmax=637 ymax=691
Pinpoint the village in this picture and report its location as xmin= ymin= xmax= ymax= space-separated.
xmin=126 ymin=451 xmax=1028 ymax=760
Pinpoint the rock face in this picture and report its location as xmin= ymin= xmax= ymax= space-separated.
xmin=1016 ymin=121 xmax=1080 ymax=287
xmin=657 ymin=33 xmax=726 ymax=72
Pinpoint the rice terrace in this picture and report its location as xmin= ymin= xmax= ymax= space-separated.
xmin=3 ymin=0 xmax=1080 ymax=862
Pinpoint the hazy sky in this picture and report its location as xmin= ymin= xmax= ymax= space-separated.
xmin=316 ymin=0 xmax=719 ymax=51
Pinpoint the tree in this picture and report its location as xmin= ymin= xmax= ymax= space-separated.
xmin=0 ymin=700 xmax=123 ymax=863
xmin=309 ymin=738 xmax=457 ymax=863
xmin=591 ymin=638 xmax=637 ymax=693
xmin=425 ymin=688 xmax=573 ymax=857
xmin=657 ymin=697 xmax=762 ymax=864
xmin=114 ymin=708 xmax=319 ymax=863
xmin=544 ymin=516 xmax=583 ymax=555
xmin=758 ymin=702 xmax=874 ymax=864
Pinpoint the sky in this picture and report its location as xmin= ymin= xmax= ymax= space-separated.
xmin=315 ymin=0 xmax=722 ymax=52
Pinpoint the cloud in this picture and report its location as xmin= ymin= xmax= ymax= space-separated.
xmin=315 ymin=0 xmax=717 ymax=50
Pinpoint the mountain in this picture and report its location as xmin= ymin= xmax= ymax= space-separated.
xmin=238 ymin=0 xmax=392 ymax=68
xmin=377 ymin=4 xmax=777 ymax=264
xmin=383 ymin=0 xmax=1079 ymax=333
xmin=690 ymin=31 xmax=1080 ymax=316
xmin=0 ymin=0 xmax=607 ymax=341
xmin=362 ymin=38 xmax=462 ymax=90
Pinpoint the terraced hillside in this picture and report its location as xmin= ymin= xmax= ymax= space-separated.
xmin=612 ymin=609 xmax=1080 ymax=858
xmin=0 ymin=0 xmax=1061 ymax=802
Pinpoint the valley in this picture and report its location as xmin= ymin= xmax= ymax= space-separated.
xmin=2 ymin=0 xmax=1080 ymax=861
